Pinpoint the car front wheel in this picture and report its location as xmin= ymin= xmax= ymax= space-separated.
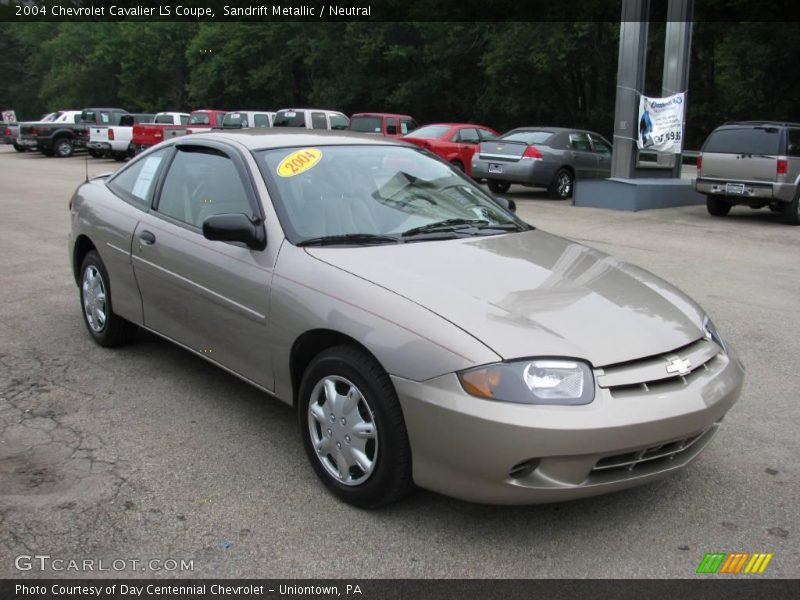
xmin=298 ymin=345 xmax=413 ymax=508
xmin=79 ymin=250 xmax=138 ymax=346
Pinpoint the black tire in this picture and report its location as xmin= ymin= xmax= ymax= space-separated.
xmin=783 ymin=191 xmax=800 ymax=225
xmin=79 ymin=250 xmax=138 ymax=347
xmin=706 ymin=195 xmax=732 ymax=217
xmin=488 ymin=180 xmax=511 ymax=194
xmin=451 ymin=160 xmax=465 ymax=172
xmin=54 ymin=137 xmax=74 ymax=158
xmin=548 ymin=167 xmax=574 ymax=199
xmin=13 ymin=142 xmax=27 ymax=153
xmin=41 ymin=147 xmax=54 ymax=156
xmin=88 ymin=148 xmax=104 ymax=159
xmin=112 ymin=151 xmax=128 ymax=162
xmin=298 ymin=345 xmax=413 ymax=508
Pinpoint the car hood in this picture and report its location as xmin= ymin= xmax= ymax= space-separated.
xmin=306 ymin=230 xmax=706 ymax=367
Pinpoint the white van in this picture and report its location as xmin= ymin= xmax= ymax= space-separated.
xmin=273 ymin=108 xmax=349 ymax=130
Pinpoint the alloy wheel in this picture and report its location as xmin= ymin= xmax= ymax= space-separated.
xmin=307 ymin=375 xmax=378 ymax=486
xmin=82 ymin=265 xmax=107 ymax=332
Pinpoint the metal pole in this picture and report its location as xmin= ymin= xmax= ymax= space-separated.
xmin=611 ymin=0 xmax=650 ymax=179
xmin=659 ymin=0 xmax=694 ymax=177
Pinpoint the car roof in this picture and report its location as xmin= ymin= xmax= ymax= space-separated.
xmin=413 ymin=122 xmax=494 ymax=129
xmin=721 ymin=121 xmax=800 ymax=128
xmin=277 ymin=108 xmax=345 ymax=115
xmin=351 ymin=112 xmax=414 ymax=119
xmin=184 ymin=129 xmax=410 ymax=151
xmin=82 ymin=107 xmax=128 ymax=112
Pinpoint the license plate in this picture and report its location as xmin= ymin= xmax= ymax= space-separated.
xmin=725 ymin=183 xmax=745 ymax=194
xmin=488 ymin=164 xmax=504 ymax=174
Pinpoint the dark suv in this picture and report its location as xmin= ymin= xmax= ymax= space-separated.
xmin=693 ymin=121 xmax=800 ymax=225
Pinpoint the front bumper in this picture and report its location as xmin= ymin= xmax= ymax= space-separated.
xmin=471 ymin=157 xmax=553 ymax=185
xmin=693 ymin=177 xmax=796 ymax=203
xmin=393 ymin=349 xmax=744 ymax=504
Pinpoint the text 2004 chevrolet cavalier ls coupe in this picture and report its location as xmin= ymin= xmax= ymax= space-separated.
xmin=69 ymin=130 xmax=744 ymax=507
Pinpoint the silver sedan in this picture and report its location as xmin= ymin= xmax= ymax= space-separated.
xmin=69 ymin=131 xmax=743 ymax=507
xmin=472 ymin=127 xmax=613 ymax=199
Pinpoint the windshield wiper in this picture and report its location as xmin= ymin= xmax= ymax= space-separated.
xmin=401 ymin=219 xmax=491 ymax=237
xmin=296 ymin=233 xmax=401 ymax=247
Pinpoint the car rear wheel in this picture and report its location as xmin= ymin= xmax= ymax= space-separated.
xmin=783 ymin=191 xmax=800 ymax=225
xmin=88 ymin=148 xmax=104 ymax=159
xmin=54 ymin=137 xmax=74 ymax=158
xmin=112 ymin=151 xmax=128 ymax=162
xmin=706 ymin=195 xmax=732 ymax=217
xmin=548 ymin=168 xmax=574 ymax=199
xmin=79 ymin=250 xmax=138 ymax=346
xmin=13 ymin=142 xmax=27 ymax=153
xmin=298 ymin=345 xmax=413 ymax=508
xmin=488 ymin=180 xmax=511 ymax=194
xmin=451 ymin=160 xmax=465 ymax=172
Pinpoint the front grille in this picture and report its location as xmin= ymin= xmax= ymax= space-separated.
xmin=592 ymin=429 xmax=708 ymax=474
xmin=597 ymin=338 xmax=721 ymax=397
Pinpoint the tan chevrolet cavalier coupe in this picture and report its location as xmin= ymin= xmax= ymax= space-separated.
xmin=69 ymin=131 xmax=745 ymax=507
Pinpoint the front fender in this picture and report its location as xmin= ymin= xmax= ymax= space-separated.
xmin=269 ymin=243 xmax=501 ymax=404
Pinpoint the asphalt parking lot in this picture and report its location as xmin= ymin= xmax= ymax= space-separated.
xmin=0 ymin=146 xmax=797 ymax=579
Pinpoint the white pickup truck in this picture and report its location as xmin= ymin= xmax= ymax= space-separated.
xmin=88 ymin=113 xmax=155 ymax=160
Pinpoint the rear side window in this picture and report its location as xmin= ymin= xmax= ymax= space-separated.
xmin=157 ymin=147 xmax=253 ymax=229
xmin=274 ymin=110 xmax=306 ymax=128
xmin=386 ymin=117 xmax=398 ymax=135
xmin=155 ymin=114 xmax=174 ymax=124
xmin=350 ymin=116 xmax=382 ymax=133
xmin=478 ymin=128 xmax=497 ymax=140
xmin=502 ymin=131 xmax=553 ymax=145
xmin=134 ymin=114 xmax=155 ymax=124
xmin=569 ymin=133 xmax=592 ymax=152
xmin=311 ymin=112 xmax=328 ymax=130
xmin=180 ymin=115 xmax=189 ymax=125
xmin=787 ymin=129 xmax=800 ymax=156
xmin=254 ymin=114 xmax=270 ymax=128
xmin=704 ymin=127 xmax=782 ymax=155
xmin=108 ymin=148 xmax=168 ymax=208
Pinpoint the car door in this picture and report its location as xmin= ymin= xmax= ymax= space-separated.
xmin=455 ymin=127 xmax=482 ymax=171
xmin=131 ymin=141 xmax=276 ymax=390
xmin=589 ymin=133 xmax=613 ymax=178
xmin=567 ymin=132 xmax=596 ymax=180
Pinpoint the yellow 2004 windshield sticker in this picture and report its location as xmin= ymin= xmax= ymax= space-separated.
xmin=277 ymin=148 xmax=322 ymax=177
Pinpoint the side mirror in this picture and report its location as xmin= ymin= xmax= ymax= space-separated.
xmin=202 ymin=213 xmax=266 ymax=250
xmin=493 ymin=195 xmax=516 ymax=213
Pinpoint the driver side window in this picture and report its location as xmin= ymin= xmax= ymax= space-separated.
xmin=156 ymin=147 xmax=253 ymax=229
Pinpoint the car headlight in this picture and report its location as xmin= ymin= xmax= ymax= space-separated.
xmin=458 ymin=359 xmax=595 ymax=405
xmin=703 ymin=316 xmax=727 ymax=354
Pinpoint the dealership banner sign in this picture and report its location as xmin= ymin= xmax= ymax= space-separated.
xmin=637 ymin=92 xmax=685 ymax=153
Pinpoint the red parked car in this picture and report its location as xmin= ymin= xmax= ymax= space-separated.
xmin=402 ymin=123 xmax=498 ymax=177
xmin=349 ymin=113 xmax=418 ymax=137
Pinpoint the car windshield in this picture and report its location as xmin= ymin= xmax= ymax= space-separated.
xmin=188 ymin=112 xmax=211 ymax=125
xmin=404 ymin=125 xmax=450 ymax=139
xmin=273 ymin=111 xmax=306 ymax=127
xmin=502 ymin=131 xmax=554 ymax=144
xmin=259 ymin=145 xmax=523 ymax=244
xmin=350 ymin=116 xmax=383 ymax=133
